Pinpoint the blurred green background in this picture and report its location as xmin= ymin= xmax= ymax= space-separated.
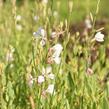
xmin=0 ymin=0 xmax=109 ymax=57
xmin=0 ymin=0 xmax=109 ymax=109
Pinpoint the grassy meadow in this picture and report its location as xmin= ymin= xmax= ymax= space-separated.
xmin=0 ymin=0 xmax=109 ymax=109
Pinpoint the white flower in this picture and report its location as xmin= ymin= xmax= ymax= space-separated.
xmin=16 ymin=24 xmax=22 ymax=31
xmin=16 ymin=15 xmax=22 ymax=21
xmin=29 ymin=81 xmax=34 ymax=87
xmin=33 ymin=16 xmax=39 ymax=21
xmin=33 ymin=28 xmax=46 ymax=46
xmin=51 ymin=32 xmax=57 ymax=38
xmin=40 ymin=28 xmax=45 ymax=37
xmin=42 ymin=0 xmax=48 ymax=4
xmin=41 ymin=66 xmax=55 ymax=79
xmin=52 ymin=50 xmax=62 ymax=58
xmin=85 ymin=19 xmax=92 ymax=29
xmin=6 ymin=52 xmax=14 ymax=62
xmin=46 ymin=84 xmax=54 ymax=94
xmin=53 ymin=57 xmax=61 ymax=64
xmin=38 ymin=75 xmax=45 ymax=84
xmin=86 ymin=68 xmax=93 ymax=75
xmin=6 ymin=48 xmax=14 ymax=67
xmin=42 ymin=66 xmax=52 ymax=74
xmin=6 ymin=46 xmax=15 ymax=62
xmin=52 ymin=43 xmax=63 ymax=57
xmin=47 ymin=44 xmax=63 ymax=64
xmin=10 ymin=46 xmax=15 ymax=53
xmin=40 ymin=39 xmax=46 ymax=47
xmin=52 ymin=43 xmax=63 ymax=51
xmin=53 ymin=11 xmax=58 ymax=18
xmin=27 ymin=74 xmax=35 ymax=87
xmin=95 ymin=32 xmax=104 ymax=42
xmin=33 ymin=27 xmax=46 ymax=38
xmin=46 ymin=66 xmax=52 ymax=74
xmin=48 ymin=73 xmax=55 ymax=79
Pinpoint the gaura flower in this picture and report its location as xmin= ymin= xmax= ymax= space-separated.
xmin=28 ymin=75 xmax=34 ymax=87
xmin=33 ymin=27 xmax=46 ymax=38
xmin=33 ymin=16 xmax=39 ymax=21
xmin=37 ymin=66 xmax=55 ymax=84
xmin=6 ymin=46 xmax=15 ymax=62
xmin=52 ymin=43 xmax=63 ymax=51
xmin=47 ymin=73 xmax=55 ymax=80
xmin=33 ymin=27 xmax=47 ymax=46
xmin=37 ymin=75 xmax=45 ymax=84
xmin=42 ymin=0 xmax=48 ymax=4
xmin=42 ymin=66 xmax=55 ymax=80
xmin=53 ymin=56 xmax=61 ymax=64
xmin=86 ymin=68 xmax=94 ymax=76
xmin=52 ymin=43 xmax=63 ymax=57
xmin=6 ymin=52 xmax=14 ymax=62
xmin=94 ymin=32 xmax=104 ymax=42
xmin=51 ymin=32 xmax=57 ymax=38
xmin=53 ymin=11 xmax=58 ymax=18
xmin=46 ymin=84 xmax=54 ymax=94
xmin=16 ymin=15 xmax=22 ymax=21
xmin=42 ymin=66 xmax=52 ymax=74
xmin=85 ymin=18 xmax=92 ymax=29
xmin=40 ymin=39 xmax=46 ymax=47
xmin=41 ymin=90 xmax=47 ymax=98
xmin=27 ymin=74 xmax=36 ymax=87
xmin=47 ymin=43 xmax=63 ymax=64
xmin=16 ymin=24 xmax=22 ymax=31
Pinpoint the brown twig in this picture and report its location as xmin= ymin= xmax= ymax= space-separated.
xmin=29 ymin=95 xmax=35 ymax=109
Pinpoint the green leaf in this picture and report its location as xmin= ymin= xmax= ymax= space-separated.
xmin=67 ymin=72 xmax=75 ymax=90
xmin=7 ymin=81 xmax=15 ymax=99
xmin=102 ymin=97 xmax=109 ymax=109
